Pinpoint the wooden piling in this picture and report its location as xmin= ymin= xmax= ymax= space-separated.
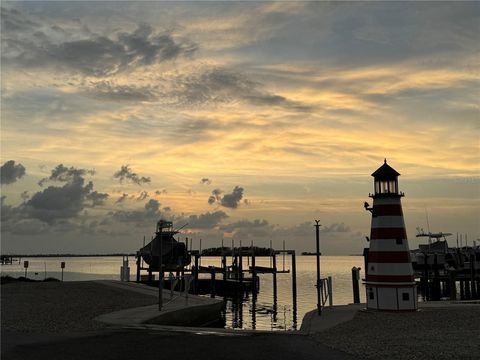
xmin=136 ymin=255 xmax=140 ymax=282
xmin=194 ymin=255 xmax=199 ymax=294
xmin=251 ymin=247 xmax=257 ymax=296
xmin=433 ymin=254 xmax=440 ymax=301
xmin=449 ymin=271 xmax=457 ymax=300
xmin=272 ymin=251 xmax=277 ymax=305
xmin=352 ymin=267 xmax=360 ymax=304
xmin=423 ymin=253 xmax=429 ymax=300
xmin=470 ymin=253 xmax=476 ymax=299
xmin=291 ymin=251 xmax=297 ymax=309
xmin=210 ymin=267 xmax=216 ymax=298
xmin=465 ymin=279 xmax=471 ymax=299
xmin=222 ymin=255 xmax=227 ymax=282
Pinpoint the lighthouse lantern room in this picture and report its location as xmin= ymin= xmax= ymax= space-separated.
xmin=365 ymin=160 xmax=417 ymax=311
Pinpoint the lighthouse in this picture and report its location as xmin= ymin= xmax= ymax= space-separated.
xmin=364 ymin=160 xmax=417 ymax=311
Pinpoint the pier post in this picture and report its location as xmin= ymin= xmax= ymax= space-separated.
xmin=423 ymin=253 xmax=429 ymax=301
xmin=239 ymin=248 xmax=243 ymax=284
xmin=470 ymin=254 xmax=476 ymax=299
xmin=352 ymin=267 xmax=361 ymax=304
xmin=210 ymin=267 xmax=216 ymax=298
xmin=449 ymin=271 xmax=457 ymax=300
xmin=136 ymin=254 xmax=140 ymax=282
xmin=272 ymin=251 xmax=277 ymax=307
xmin=194 ymin=255 xmax=199 ymax=295
xmin=291 ymin=251 xmax=297 ymax=313
xmin=465 ymin=279 xmax=471 ymax=300
xmin=433 ymin=254 xmax=440 ymax=301
xmin=314 ymin=220 xmax=322 ymax=315
xmin=251 ymin=247 xmax=257 ymax=296
xmin=222 ymin=255 xmax=227 ymax=282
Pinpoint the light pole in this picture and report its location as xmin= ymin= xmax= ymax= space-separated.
xmin=314 ymin=220 xmax=322 ymax=315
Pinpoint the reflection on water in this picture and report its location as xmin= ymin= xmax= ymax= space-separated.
xmin=1 ymin=255 xmax=365 ymax=331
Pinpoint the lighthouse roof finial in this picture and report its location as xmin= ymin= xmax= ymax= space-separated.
xmin=372 ymin=159 xmax=400 ymax=178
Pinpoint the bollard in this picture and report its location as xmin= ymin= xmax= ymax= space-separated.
xmin=352 ymin=267 xmax=360 ymax=304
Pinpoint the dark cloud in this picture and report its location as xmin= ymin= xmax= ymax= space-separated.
xmin=137 ymin=191 xmax=149 ymax=201
xmin=172 ymin=67 xmax=312 ymax=111
xmin=208 ymin=188 xmax=223 ymax=205
xmin=220 ymin=219 xmax=270 ymax=232
xmin=38 ymin=164 xmax=94 ymax=186
xmin=86 ymin=81 xmax=157 ymax=102
xmin=26 ymin=164 xmax=107 ymax=224
xmin=115 ymin=193 xmax=129 ymax=204
xmin=1 ymin=9 xmax=198 ymax=76
xmin=175 ymin=211 xmax=229 ymax=229
xmin=109 ymin=199 xmax=161 ymax=224
xmin=113 ymin=165 xmax=151 ymax=185
xmin=221 ymin=186 xmax=244 ymax=209
xmin=208 ymin=186 xmax=244 ymax=209
xmin=200 ymin=177 xmax=211 ymax=185
xmin=1 ymin=164 xmax=107 ymax=227
xmin=1 ymin=160 xmax=26 ymax=185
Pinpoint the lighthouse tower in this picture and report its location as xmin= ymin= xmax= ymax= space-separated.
xmin=365 ymin=160 xmax=417 ymax=311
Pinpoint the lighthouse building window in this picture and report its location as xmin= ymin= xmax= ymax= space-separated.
xmin=402 ymin=293 xmax=410 ymax=301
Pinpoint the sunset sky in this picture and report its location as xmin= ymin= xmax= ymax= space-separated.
xmin=1 ymin=1 xmax=479 ymax=255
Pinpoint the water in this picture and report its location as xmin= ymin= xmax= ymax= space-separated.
xmin=1 ymin=255 xmax=365 ymax=331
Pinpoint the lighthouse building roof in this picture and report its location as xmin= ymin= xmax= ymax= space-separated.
xmin=371 ymin=159 xmax=400 ymax=179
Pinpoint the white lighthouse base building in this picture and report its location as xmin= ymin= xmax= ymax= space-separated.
xmin=366 ymin=286 xmax=417 ymax=311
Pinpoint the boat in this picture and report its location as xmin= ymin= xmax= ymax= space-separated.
xmin=138 ymin=219 xmax=191 ymax=271
xmin=411 ymin=229 xmax=480 ymax=274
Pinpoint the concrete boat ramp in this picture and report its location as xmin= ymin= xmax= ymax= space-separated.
xmin=94 ymin=280 xmax=224 ymax=329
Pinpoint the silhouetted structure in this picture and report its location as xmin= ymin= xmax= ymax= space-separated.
xmin=364 ymin=160 xmax=417 ymax=311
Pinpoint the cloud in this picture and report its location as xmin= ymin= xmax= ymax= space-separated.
xmin=221 ymin=186 xmax=244 ymax=209
xmin=38 ymin=163 xmax=94 ymax=186
xmin=2 ymin=164 xmax=107 ymax=226
xmin=86 ymin=81 xmax=158 ymax=102
xmin=175 ymin=210 xmax=229 ymax=229
xmin=170 ymin=67 xmax=312 ymax=111
xmin=209 ymin=186 xmax=244 ymax=209
xmin=208 ymin=188 xmax=222 ymax=205
xmin=115 ymin=193 xmax=129 ymax=204
xmin=1 ymin=160 xmax=26 ymax=185
xmin=26 ymin=164 xmax=107 ymax=224
xmin=109 ymin=199 xmax=161 ymax=224
xmin=1 ymin=9 xmax=198 ymax=77
xmin=113 ymin=165 xmax=151 ymax=185
xmin=200 ymin=177 xmax=211 ymax=185
xmin=136 ymin=190 xmax=149 ymax=201
xmin=155 ymin=189 xmax=167 ymax=195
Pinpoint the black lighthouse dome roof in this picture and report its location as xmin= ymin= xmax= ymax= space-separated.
xmin=371 ymin=159 xmax=400 ymax=179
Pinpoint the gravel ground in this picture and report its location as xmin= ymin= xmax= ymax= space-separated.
xmin=315 ymin=306 xmax=480 ymax=359
xmin=1 ymin=281 xmax=157 ymax=333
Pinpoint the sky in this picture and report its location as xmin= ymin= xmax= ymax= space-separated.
xmin=1 ymin=1 xmax=479 ymax=255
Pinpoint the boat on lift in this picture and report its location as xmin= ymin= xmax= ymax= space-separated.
xmin=138 ymin=219 xmax=191 ymax=271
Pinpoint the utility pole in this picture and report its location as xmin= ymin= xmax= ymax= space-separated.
xmin=314 ymin=220 xmax=322 ymax=315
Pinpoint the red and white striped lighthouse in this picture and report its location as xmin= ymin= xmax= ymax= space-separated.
xmin=365 ymin=160 xmax=417 ymax=311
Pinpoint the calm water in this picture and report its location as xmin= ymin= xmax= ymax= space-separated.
xmin=1 ymin=255 xmax=365 ymax=331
